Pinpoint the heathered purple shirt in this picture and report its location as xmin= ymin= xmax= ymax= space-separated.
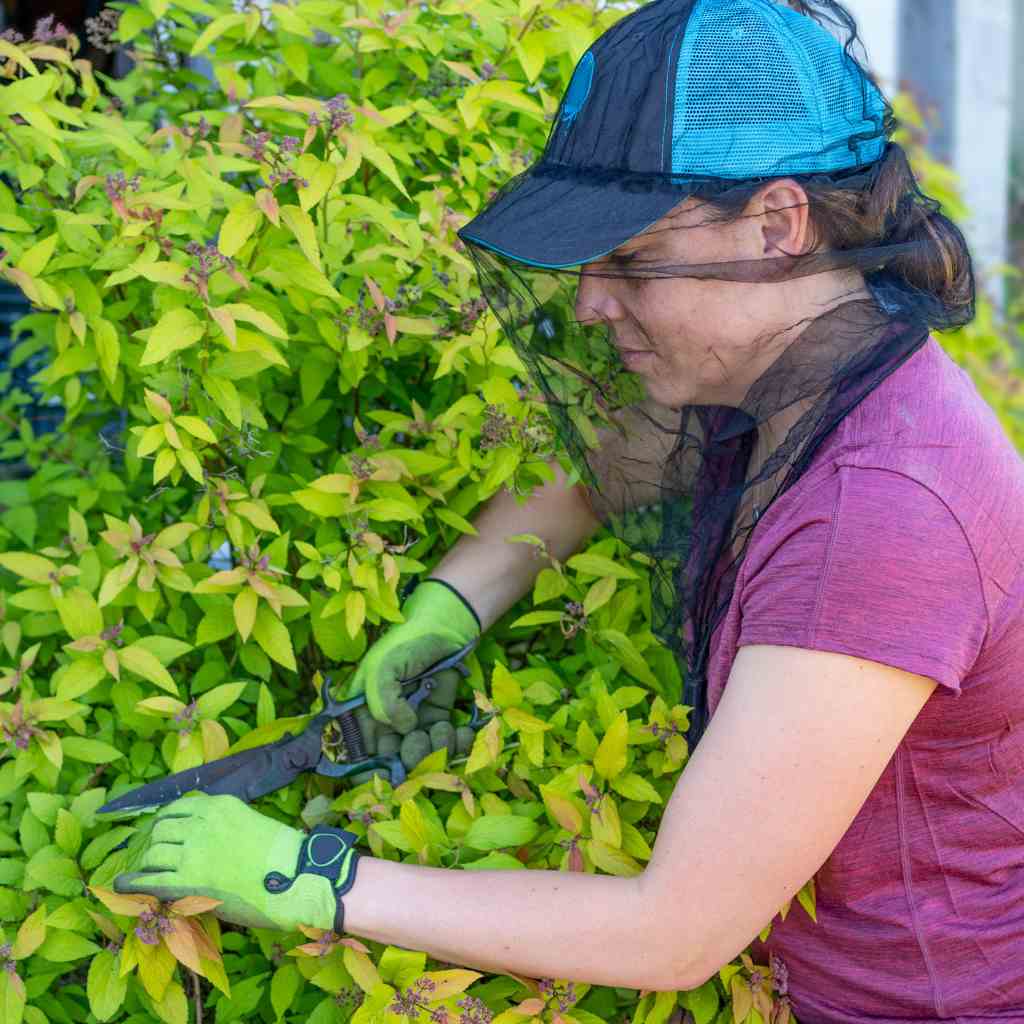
xmin=704 ymin=336 xmax=1024 ymax=1022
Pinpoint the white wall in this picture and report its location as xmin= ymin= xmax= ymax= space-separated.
xmin=954 ymin=0 xmax=1013 ymax=306
xmin=839 ymin=0 xmax=900 ymax=90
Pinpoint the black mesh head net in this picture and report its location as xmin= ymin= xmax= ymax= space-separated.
xmin=457 ymin=0 xmax=975 ymax=747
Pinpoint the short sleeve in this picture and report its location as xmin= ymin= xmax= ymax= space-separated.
xmin=737 ymin=466 xmax=989 ymax=694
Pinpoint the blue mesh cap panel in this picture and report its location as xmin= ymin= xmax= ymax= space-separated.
xmin=671 ymin=0 xmax=886 ymax=178
xmin=780 ymin=4 xmax=886 ymax=164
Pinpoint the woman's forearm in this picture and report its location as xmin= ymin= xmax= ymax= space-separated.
xmin=342 ymin=858 xmax=691 ymax=991
xmin=431 ymin=460 xmax=601 ymax=632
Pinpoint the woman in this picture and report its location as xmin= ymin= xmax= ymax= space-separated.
xmin=114 ymin=0 xmax=1024 ymax=1019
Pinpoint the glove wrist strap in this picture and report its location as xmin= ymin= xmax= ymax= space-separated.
xmin=415 ymin=577 xmax=483 ymax=633
xmin=263 ymin=826 xmax=361 ymax=934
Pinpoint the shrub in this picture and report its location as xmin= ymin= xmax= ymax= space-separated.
xmin=0 ymin=4 xmax=1018 ymax=1024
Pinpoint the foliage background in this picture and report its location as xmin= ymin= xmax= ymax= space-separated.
xmin=0 ymin=2 xmax=1021 ymax=1023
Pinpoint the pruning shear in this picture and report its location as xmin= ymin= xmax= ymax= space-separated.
xmin=98 ymin=640 xmax=482 ymax=817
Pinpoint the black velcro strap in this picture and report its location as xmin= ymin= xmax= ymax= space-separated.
xmin=263 ymin=826 xmax=361 ymax=934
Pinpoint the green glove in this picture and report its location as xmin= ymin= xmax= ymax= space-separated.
xmin=113 ymin=794 xmax=360 ymax=934
xmin=349 ymin=667 xmax=478 ymax=784
xmin=345 ymin=579 xmax=481 ymax=735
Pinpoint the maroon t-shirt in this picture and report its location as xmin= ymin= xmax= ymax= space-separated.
xmin=705 ymin=336 xmax=1024 ymax=1021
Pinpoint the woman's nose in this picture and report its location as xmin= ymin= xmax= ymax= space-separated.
xmin=574 ymin=271 xmax=626 ymax=326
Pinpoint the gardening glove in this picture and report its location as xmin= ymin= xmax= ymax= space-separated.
xmin=348 ymin=667 xmax=477 ymax=784
xmin=344 ymin=578 xmax=481 ymax=735
xmin=113 ymin=793 xmax=360 ymax=934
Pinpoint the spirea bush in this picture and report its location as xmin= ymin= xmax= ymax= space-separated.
xmin=0 ymin=4 xmax=1019 ymax=1024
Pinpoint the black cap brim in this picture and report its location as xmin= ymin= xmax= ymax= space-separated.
xmin=457 ymin=168 xmax=685 ymax=269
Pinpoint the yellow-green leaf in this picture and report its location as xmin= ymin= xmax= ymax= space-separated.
xmin=280 ymin=205 xmax=321 ymax=270
xmin=140 ymin=307 xmax=205 ymax=366
xmin=594 ymin=711 xmax=629 ymax=781
xmin=251 ymin=604 xmax=296 ymax=671
xmin=233 ymin=589 xmax=258 ymax=642
xmin=0 ymin=552 xmax=57 ymax=584
xmin=218 ymin=197 xmax=262 ymax=258
xmin=119 ymin=644 xmax=178 ymax=694
xmin=586 ymin=839 xmax=642 ymax=877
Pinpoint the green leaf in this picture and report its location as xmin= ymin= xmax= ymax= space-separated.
xmin=610 ymin=772 xmax=662 ymax=804
xmin=463 ymin=815 xmax=538 ymax=851
xmin=61 ymin=737 xmax=125 ymax=764
xmin=461 ymin=852 xmax=526 ymax=871
xmin=594 ymin=711 xmax=629 ymax=781
xmin=681 ymin=981 xmax=720 ymax=1024
xmin=55 ymin=808 xmax=82 ymax=856
xmin=586 ymin=838 xmax=642 ymax=877
xmin=583 ymin=576 xmax=617 ymax=616
xmin=88 ymin=949 xmax=129 ymax=1021
xmin=53 ymin=586 xmax=104 ymax=640
xmin=596 ymin=629 xmax=661 ymax=691
xmin=139 ymin=307 xmax=205 ymax=366
xmin=195 ymin=682 xmax=247 ymax=719
xmin=378 ymin=948 xmax=426 ymax=989
xmin=251 ymin=604 xmax=297 ymax=671
xmin=219 ymin=196 xmax=262 ymax=258
xmin=280 ymin=205 xmax=321 ymax=270
xmin=36 ymin=929 xmax=101 ymax=961
xmin=0 ymin=552 xmax=57 ymax=584
xmin=119 ymin=643 xmax=178 ymax=693
xmin=271 ymin=963 xmax=301 ymax=1022
xmin=566 ymin=553 xmax=639 ymax=580
xmin=55 ymin=658 xmax=107 ymax=700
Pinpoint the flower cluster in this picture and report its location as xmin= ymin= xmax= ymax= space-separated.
xmin=478 ymin=405 xmax=556 ymax=458
xmin=349 ymin=455 xmax=374 ymax=481
xmin=100 ymin=620 xmax=125 ymax=647
xmin=644 ymin=719 xmax=684 ymax=746
xmin=184 ymin=116 xmax=213 ymax=142
xmin=173 ymin=700 xmax=199 ymax=732
xmin=1 ymin=702 xmax=42 ymax=751
xmin=184 ymin=240 xmax=242 ymax=301
xmin=389 ymin=976 xmax=437 ymax=1019
xmin=134 ymin=908 xmax=175 ymax=946
xmin=335 ymin=986 xmax=365 ymax=1009
xmin=84 ymin=8 xmax=121 ymax=53
xmin=479 ymin=404 xmax=516 ymax=451
xmin=537 ymin=979 xmax=579 ymax=1013
xmin=105 ymin=172 xmax=142 ymax=202
xmin=560 ymin=600 xmax=588 ymax=640
xmin=455 ymin=995 xmax=494 ymax=1024
xmin=309 ymin=94 xmax=355 ymax=134
xmin=33 ymin=15 xmax=72 ymax=42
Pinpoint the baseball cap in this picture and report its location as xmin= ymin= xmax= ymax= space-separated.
xmin=457 ymin=0 xmax=887 ymax=269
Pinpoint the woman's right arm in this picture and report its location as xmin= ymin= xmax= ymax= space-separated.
xmin=429 ymin=459 xmax=602 ymax=632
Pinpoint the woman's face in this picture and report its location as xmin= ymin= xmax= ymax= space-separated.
xmin=572 ymin=184 xmax=866 ymax=410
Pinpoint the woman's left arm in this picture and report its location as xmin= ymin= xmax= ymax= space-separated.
xmin=342 ymin=643 xmax=937 ymax=991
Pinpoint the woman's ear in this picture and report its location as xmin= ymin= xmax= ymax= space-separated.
xmin=750 ymin=179 xmax=812 ymax=258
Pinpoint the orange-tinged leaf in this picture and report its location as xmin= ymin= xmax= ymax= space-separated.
xmin=186 ymin=917 xmax=221 ymax=962
xmin=162 ymin=917 xmax=201 ymax=973
xmin=87 ymin=910 xmax=123 ymax=943
xmin=364 ymin=276 xmax=386 ymax=312
xmin=91 ymin=887 xmax=159 ymax=917
xmin=515 ymin=999 xmax=546 ymax=1016
xmin=255 ymin=188 xmax=279 ymax=225
xmin=541 ymin=787 xmax=583 ymax=834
